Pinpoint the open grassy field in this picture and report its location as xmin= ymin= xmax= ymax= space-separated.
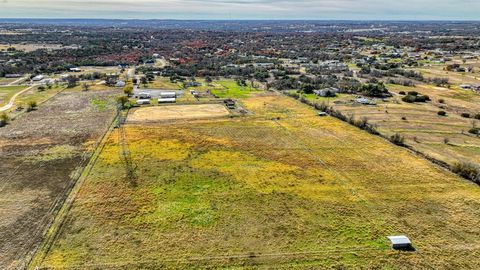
xmin=211 ymin=80 xmax=262 ymax=98
xmin=413 ymin=64 xmax=480 ymax=86
xmin=0 ymin=90 xmax=117 ymax=269
xmin=327 ymin=83 xmax=480 ymax=166
xmin=32 ymin=92 xmax=480 ymax=269
xmin=0 ymin=85 xmax=28 ymax=106
xmin=10 ymin=85 xmax=66 ymax=112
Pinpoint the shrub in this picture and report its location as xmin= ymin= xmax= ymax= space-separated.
xmin=437 ymin=111 xmax=447 ymax=116
xmin=390 ymin=133 xmax=405 ymax=146
xmin=401 ymin=116 xmax=407 ymax=121
xmin=474 ymin=114 xmax=480 ymax=120
xmin=438 ymin=99 xmax=445 ymax=104
xmin=402 ymin=95 xmax=417 ymax=103
xmin=415 ymin=95 xmax=430 ymax=102
xmin=27 ymin=101 xmax=38 ymax=112
xmin=451 ymin=162 xmax=480 ymax=184
xmin=399 ymin=91 xmax=406 ymax=95
xmin=402 ymin=94 xmax=429 ymax=103
xmin=408 ymin=91 xmax=418 ymax=96
xmin=116 ymin=96 xmax=130 ymax=109
xmin=314 ymin=102 xmax=329 ymax=112
xmin=123 ymin=85 xmax=134 ymax=96
xmin=37 ymin=85 xmax=46 ymax=92
xmin=469 ymin=128 xmax=480 ymax=135
xmin=0 ymin=112 xmax=9 ymax=127
xmin=461 ymin=113 xmax=471 ymax=118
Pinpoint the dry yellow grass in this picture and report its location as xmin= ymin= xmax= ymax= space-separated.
xmin=34 ymin=93 xmax=480 ymax=269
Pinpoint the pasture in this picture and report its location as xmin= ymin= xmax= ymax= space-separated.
xmin=327 ymin=83 xmax=480 ymax=165
xmin=32 ymin=93 xmax=480 ymax=269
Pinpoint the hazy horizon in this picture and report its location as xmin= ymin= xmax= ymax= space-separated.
xmin=0 ymin=0 xmax=479 ymax=20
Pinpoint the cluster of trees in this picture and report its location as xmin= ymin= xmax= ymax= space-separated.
xmin=399 ymin=91 xmax=431 ymax=103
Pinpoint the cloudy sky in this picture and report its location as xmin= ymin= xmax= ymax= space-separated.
xmin=0 ymin=0 xmax=478 ymax=20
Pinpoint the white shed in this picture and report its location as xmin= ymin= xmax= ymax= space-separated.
xmin=387 ymin=235 xmax=414 ymax=250
xmin=136 ymin=99 xmax=151 ymax=105
xmin=160 ymin=92 xmax=176 ymax=98
xmin=158 ymin=98 xmax=176 ymax=103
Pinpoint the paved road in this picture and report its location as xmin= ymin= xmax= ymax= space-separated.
xmin=0 ymin=85 xmax=35 ymax=112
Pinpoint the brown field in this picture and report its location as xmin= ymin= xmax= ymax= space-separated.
xmin=128 ymin=104 xmax=230 ymax=122
xmin=0 ymin=90 xmax=116 ymax=269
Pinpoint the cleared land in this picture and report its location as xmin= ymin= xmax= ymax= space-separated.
xmin=0 ymin=90 xmax=117 ymax=269
xmin=128 ymin=104 xmax=230 ymax=122
xmin=33 ymin=93 xmax=480 ymax=269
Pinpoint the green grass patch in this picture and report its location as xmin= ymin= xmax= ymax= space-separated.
xmin=211 ymin=80 xmax=262 ymax=98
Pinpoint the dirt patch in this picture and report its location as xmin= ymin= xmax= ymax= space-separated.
xmin=128 ymin=104 xmax=230 ymax=122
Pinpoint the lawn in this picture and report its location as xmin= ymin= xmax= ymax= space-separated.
xmin=211 ymin=80 xmax=262 ymax=98
xmin=33 ymin=93 xmax=480 ymax=269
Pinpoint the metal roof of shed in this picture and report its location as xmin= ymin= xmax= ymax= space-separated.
xmin=387 ymin=235 xmax=411 ymax=245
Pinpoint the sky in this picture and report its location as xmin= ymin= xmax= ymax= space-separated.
xmin=0 ymin=0 xmax=479 ymax=20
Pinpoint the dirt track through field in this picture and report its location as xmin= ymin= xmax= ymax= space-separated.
xmin=0 ymin=85 xmax=34 ymax=112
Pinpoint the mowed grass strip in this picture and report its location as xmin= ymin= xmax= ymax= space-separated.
xmin=38 ymin=94 xmax=480 ymax=269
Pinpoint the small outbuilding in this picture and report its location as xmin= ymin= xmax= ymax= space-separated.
xmin=387 ymin=235 xmax=414 ymax=251
xmin=32 ymin=75 xmax=45 ymax=81
xmin=158 ymin=97 xmax=176 ymax=103
xmin=138 ymin=92 xmax=152 ymax=99
xmin=115 ymin=81 xmax=126 ymax=87
xmin=160 ymin=92 xmax=177 ymax=98
xmin=136 ymin=99 xmax=151 ymax=105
